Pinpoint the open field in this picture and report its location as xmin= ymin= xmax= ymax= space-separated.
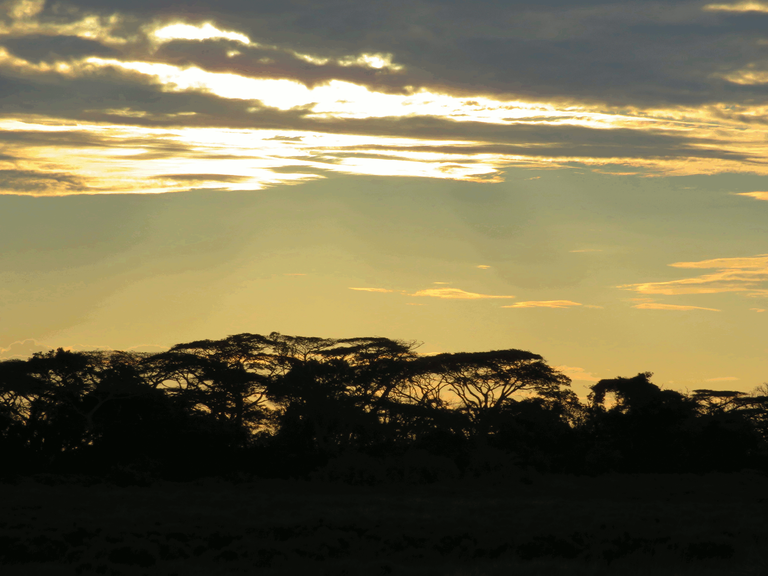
xmin=2 ymin=471 xmax=767 ymax=575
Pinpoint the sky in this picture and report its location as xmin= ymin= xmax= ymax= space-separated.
xmin=1 ymin=0 xmax=768 ymax=396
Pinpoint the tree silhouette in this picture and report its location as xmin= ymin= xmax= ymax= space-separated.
xmin=1 ymin=334 xmax=766 ymax=479
xmin=408 ymin=349 xmax=571 ymax=438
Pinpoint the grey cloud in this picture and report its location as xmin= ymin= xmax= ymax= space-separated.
xmin=0 ymin=169 xmax=89 ymax=194
xmin=48 ymin=0 xmax=768 ymax=107
xmin=0 ymin=69 xmax=259 ymax=125
xmin=0 ymin=67 xmax=751 ymax=166
xmin=334 ymin=140 xmax=749 ymax=161
xmin=264 ymin=135 xmax=303 ymax=141
xmin=1 ymin=35 xmax=118 ymax=63
xmin=153 ymin=40 xmax=417 ymax=94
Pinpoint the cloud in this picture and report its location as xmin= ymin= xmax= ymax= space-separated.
xmin=737 ymin=192 xmax=768 ymax=201
xmin=0 ymin=338 xmax=53 ymax=359
xmin=570 ymin=249 xmax=603 ymax=253
xmin=410 ymin=287 xmax=515 ymax=299
xmin=0 ymin=169 xmax=90 ymax=194
xmin=703 ymin=2 xmax=768 ymax=12
xmin=632 ymin=303 xmax=721 ymax=312
xmin=6 ymin=0 xmax=768 ymax=196
xmin=476 ymin=265 xmax=491 ymax=269
xmin=502 ymin=300 xmax=583 ymax=309
xmin=705 ymin=376 xmax=740 ymax=382
xmin=350 ymin=285 xmax=517 ymax=300
xmin=125 ymin=344 xmax=169 ymax=353
xmin=2 ymin=35 xmax=119 ymax=63
xmin=0 ymin=339 xmax=168 ymax=358
xmin=620 ymin=254 xmax=768 ymax=296
xmin=555 ymin=365 xmax=601 ymax=382
xmin=150 ymin=22 xmax=252 ymax=46
xmin=349 ymin=287 xmax=398 ymax=293
xmin=750 ymin=308 xmax=765 ymax=312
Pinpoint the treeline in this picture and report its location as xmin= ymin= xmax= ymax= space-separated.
xmin=1 ymin=332 xmax=767 ymax=483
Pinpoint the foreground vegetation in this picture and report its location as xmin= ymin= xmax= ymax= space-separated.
xmin=1 ymin=332 xmax=767 ymax=480
xmin=2 ymin=471 xmax=767 ymax=575
xmin=3 ymin=333 xmax=768 ymax=574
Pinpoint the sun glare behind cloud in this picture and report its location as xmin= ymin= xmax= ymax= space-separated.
xmin=150 ymin=22 xmax=252 ymax=45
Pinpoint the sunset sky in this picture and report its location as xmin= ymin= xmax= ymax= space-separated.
xmin=1 ymin=0 xmax=768 ymax=395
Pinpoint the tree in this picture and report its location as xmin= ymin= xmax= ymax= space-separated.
xmin=585 ymin=372 xmax=699 ymax=472
xmin=153 ymin=334 xmax=275 ymax=433
xmin=409 ymin=349 xmax=572 ymax=437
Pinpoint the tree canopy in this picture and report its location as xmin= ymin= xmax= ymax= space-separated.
xmin=1 ymin=333 xmax=766 ymax=481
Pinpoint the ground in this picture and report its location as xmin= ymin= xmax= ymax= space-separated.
xmin=1 ymin=471 xmax=767 ymax=575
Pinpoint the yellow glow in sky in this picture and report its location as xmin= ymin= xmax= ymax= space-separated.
xmin=632 ymin=303 xmax=721 ymax=311
xmin=151 ymin=22 xmax=252 ymax=45
xmin=503 ymin=301 xmax=583 ymax=308
xmin=704 ymin=1 xmax=768 ymax=11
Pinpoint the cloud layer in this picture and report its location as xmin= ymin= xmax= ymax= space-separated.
xmin=5 ymin=0 xmax=768 ymax=194
xmin=621 ymin=254 xmax=768 ymax=297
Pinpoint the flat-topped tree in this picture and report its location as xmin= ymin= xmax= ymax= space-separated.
xmin=155 ymin=334 xmax=278 ymax=431
xmin=407 ymin=349 xmax=573 ymax=434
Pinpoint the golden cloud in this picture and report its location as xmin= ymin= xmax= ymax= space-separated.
xmin=737 ymin=192 xmax=768 ymax=201
xmin=349 ymin=287 xmax=398 ymax=293
xmin=410 ymin=288 xmax=515 ymax=300
xmin=632 ymin=303 xmax=721 ymax=312
xmin=150 ymin=22 xmax=252 ymax=45
xmin=502 ymin=300 xmax=583 ymax=309
xmin=704 ymin=1 xmax=768 ymax=12
xmin=620 ymin=254 xmax=768 ymax=296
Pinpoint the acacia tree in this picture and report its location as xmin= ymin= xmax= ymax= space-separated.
xmin=419 ymin=351 xmax=569 ymax=414
xmin=266 ymin=336 xmax=421 ymax=454
xmin=0 ymin=349 xmax=159 ymax=460
xmin=154 ymin=334 xmax=276 ymax=432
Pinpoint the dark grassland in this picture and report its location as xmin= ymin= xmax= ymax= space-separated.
xmin=2 ymin=471 xmax=767 ymax=576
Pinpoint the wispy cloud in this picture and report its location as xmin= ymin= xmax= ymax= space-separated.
xmin=0 ymin=338 xmax=168 ymax=359
xmin=349 ymin=287 xmax=398 ymax=293
xmin=555 ymin=365 xmax=601 ymax=382
xmin=705 ymin=376 xmax=740 ymax=382
xmin=750 ymin=308 xmax=766 ymax=312
xmin=570 ymin=249 xmax=603 ymax=253
xmin=737 ymin=192 xmax=768 ymax=201
xmin=0 ymin=338 xmax=52 ymax=359
xmin=632 ymin=303 xmax=721 ymax=311
xmin=620 ymin=254 xmax=768 ymax=296
xmin=502 ymin=300 xmax=583 ymax=309
xmin=349 ymin=286 xmax=515 ymax=299
xmin=411 ymin=288 xmax=515 ymax=300
xmin=476 ymin=265 xmax=491 ymax=269
xmin=703 ymin=2 xmax=768 ymax=12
